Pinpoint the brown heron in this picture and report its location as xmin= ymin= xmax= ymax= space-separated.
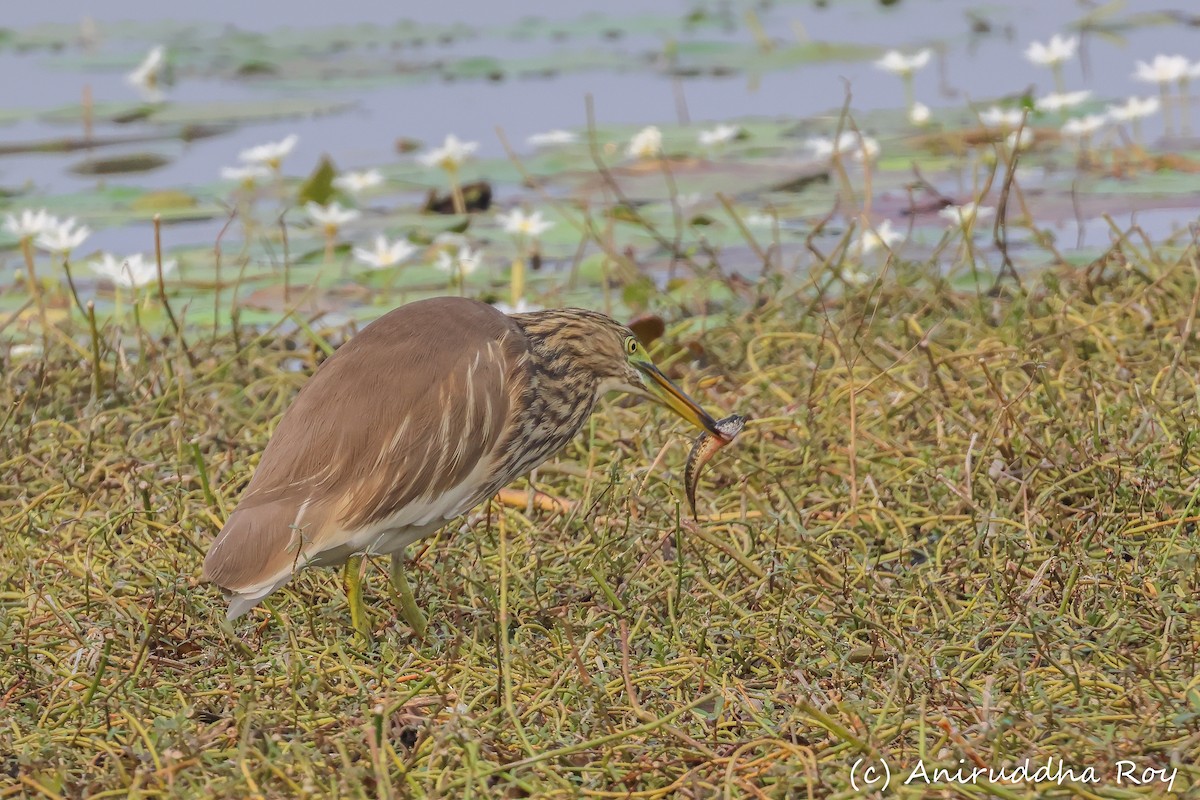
xmin=202 ymin=296 xmax=725 ymax=636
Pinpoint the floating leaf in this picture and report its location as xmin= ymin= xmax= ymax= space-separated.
xmin=70 ymin=153 xmax=170 ymax=175
xmin=297 ymin=156 xmax=338 ymax=207
xmin=130 ymin=190 xmax=198 ymax=214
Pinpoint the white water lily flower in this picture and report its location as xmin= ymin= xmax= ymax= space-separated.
xmin=435 ymin=246 xmax=481 ymax=277
xmin=1035 ymin=90 xmax=1091 ymax=112
xmin=239 ymin=134 xmax=298 ymax=171
xmin=333 ymin=169 xmax=384 ymax=194
xmin=418 ymin=134 xmax=479 ymax=171
xmin=939 ymin=203 xmax=995 ymax=226
xmin=305 ymin=202 xmax=360 ymax=236
xmin=1134 ymin=55 xmax=1189 ymax=85
xmin=220 ymin=164 xmax=271 ymax=184
xmin=627 ymin=126 xmax=663 ymax=159
xmin=743 ymin=212 xmax=775 ymax=228
xmin=352 ymin=235 xmax=416 ymax=270
xmin=875 ymin=48 xmax=932 ymax=76
xmin=979 ymin=107 xmax=1025 ymax=129
xmin=1061 ymin=114 xmax=1108 ymax=138
xmin=127 ymin=45 xmax=166 ymax=102
xmin=497 ymin=209 xmax=554 ymax=238
xmin=526 ymin=129 xmax=577 ymax=147
xmin=91 ymin=253 xmax=175 ymax=289
xmin=909 ymin=102 xmax=931 ymax=125
xmin=1107 ymin=96 xmax=1161 ymax=121
xmin=492 ymin=298 xmax=541 ymax=314
xmin=806 ymin=132 xmax=879 ymax=162
xmin=856 ymin=219 xmax=902 ymax=255
xmin=4 ymin=208 xmax=57 ymax=240
xmin=1006 ymin=128 xmax=1034 ymax=150
xmin=698 ymin=123 xmax=742 ymax=147
xmin=35 ymin=218 xmax=91 ymax=256
xmin=843 ymin=268 xmax=872 ymax=286
xmin=1025 ymin=34 xmax=1077 ymax=67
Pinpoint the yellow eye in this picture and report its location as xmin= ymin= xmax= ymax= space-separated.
xmin=626 ymin=337 xmax=639 ymax=355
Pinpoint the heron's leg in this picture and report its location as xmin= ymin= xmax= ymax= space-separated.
xmin=343 ymin=555 xmax=370 ymax=640
xmin=390 ymin=552 xmax=428 ymax=641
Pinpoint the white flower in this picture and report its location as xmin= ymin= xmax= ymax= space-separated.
xmin=435 ymin=246 xmax=481 ymax=277
xmin=418 ymin=134 xmax=479 ymax=171
xmin=1061 ymin=114 xmax=1108 ymax=139
xmin=127 ymin=45 xmax=166 ymax=102
xmin=352 ymin=235 xmax=416 ymax=270
xmin=8 ymin=343 xmax=41 ymax=359
xmin=743 ymin=212 xmax=775 ymax=228
xmin=239 ymin=134 xmax=298 ymax=171
xmin=875 ymin=48 xmax=932 ymax=76
xmin=627 ymin=126 xmax=663 ymax=159
xmin=939 ymin=203 xmax=995 ymax=226
xmin=305 ymin=202 xmax=360 ymax=235
xmin=843 ymin=268 xmax=872 ymax=286
xmin=979 ymin=107 xmax=1025 ymax=130
xmin=35 ymin=218 xmax=91 ymax=256
xmin=698 ymin=123 xmax=742 ymax=147
xmin=1134 ymin=55 xmax=1189 ymax=85
xmin=856 ymin=219 xmax=902 ymax=255
xmin=676 ymin=192 xmax=702 ymax=209
xmin=90 ymin=253 xmax=175 ymax=289
xmin=1006 ymin=128 xmax=1034 ymax=150
xmin=909 ymin=102 xmax=931 ymax=125
xmin=492 ymin=298 xmax=541 ymax=314
xmin=806 ymin=132 xmax=879 ymax=162
xmin=4 ymin=208 xmax=57 ymax=240
xmin=1025 ymin=34 xmax=1078 ymax=67
xmin=1107 ymin=96 xmax=1161 ymax=121
xmin=1035 ymin=90 xmax=1091 ymax=112
xmin=220 ymin=164 xmax=271 ymax=184
xmin=527 ymin=129 xmax=577 ymax=147
xmin=333 ymin=169 xmax=384 ymax=194
xmin=497 ymin=209 xmax=554 ymax=238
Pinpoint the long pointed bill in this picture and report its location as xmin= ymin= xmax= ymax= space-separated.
xmin=637 ymin=363 xmax=724 ymax=437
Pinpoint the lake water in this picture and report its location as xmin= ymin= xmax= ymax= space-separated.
xmin=2 ymin=0 xmax=1199 ymax=265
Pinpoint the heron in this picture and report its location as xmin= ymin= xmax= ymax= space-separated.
xmin=202 ymin=296 xmax=725 ymax=636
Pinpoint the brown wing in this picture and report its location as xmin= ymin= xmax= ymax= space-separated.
xmin=201 ymin=297 xmax=529 ymax=605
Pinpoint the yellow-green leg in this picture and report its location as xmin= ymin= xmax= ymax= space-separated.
xmin=390 ymin=552 xmax=428 ymax=641
xmin=344 ymin=555 xmax=371 ymax=640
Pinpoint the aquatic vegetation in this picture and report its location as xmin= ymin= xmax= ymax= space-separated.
xmin=418 ymin=134 xmax=479 ymax=215
xmin=239 ymin=133 xmax=299 ymax=172
xmin=352 ymin=235 xmax=417 ymax=270
xmin=34 ymin=217 xmax=90 ymax=256
xmin=127 ymin=45 xmax=167 ymax=103
xmin=89 ymin=252 xmax=175 ymax=288
xmin=626 ymin=125 xmax=663 ymax=159
xmin=333 ymin=168 xmax=384 ymax=195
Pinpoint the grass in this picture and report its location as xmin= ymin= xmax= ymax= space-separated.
xmin=4 ymin=237 xmax=1200 ymax=798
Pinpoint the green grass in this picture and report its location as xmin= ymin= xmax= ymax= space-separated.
xmin=4 ymin=248 xmax=1200 ymax=798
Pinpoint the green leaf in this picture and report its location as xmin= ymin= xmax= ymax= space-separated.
xmin=297 ymin=156 xmax=338 ymax=207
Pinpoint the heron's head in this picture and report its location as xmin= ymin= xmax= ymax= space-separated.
xmin=512 ymin=307 xmax=723 ymax=436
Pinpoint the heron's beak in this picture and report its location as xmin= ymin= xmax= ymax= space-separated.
xmin=636 ymin=363 xmax=723 ymax=436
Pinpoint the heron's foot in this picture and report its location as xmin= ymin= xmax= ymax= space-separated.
xmin=344 ymin=555 xmax=372 ymax=642
xmin=495 ymin=487 xmax=573 ymax=513
xmin=390 ymin=552 xmax=428 ymax=642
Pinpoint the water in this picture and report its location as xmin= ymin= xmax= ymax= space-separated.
xmin=2 ymin=0 xmax=1199 ymax=255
